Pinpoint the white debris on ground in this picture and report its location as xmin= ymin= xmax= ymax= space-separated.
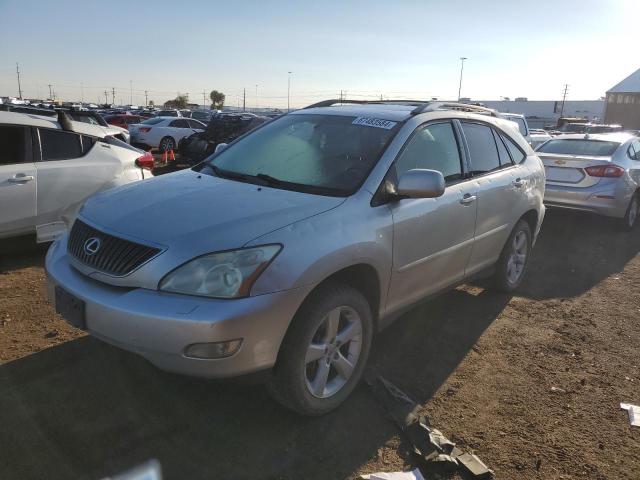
xmin=361 ymin=468 xmax=425 ymax=480
xmin=620 ymin=403 xmax=640 ymax=427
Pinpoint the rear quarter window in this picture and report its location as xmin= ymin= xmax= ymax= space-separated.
xmin=39 ymin=129 xmax=82 ymax=161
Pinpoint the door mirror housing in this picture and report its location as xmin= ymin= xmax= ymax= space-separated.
xmin=396 ymin=169 xmax=446 ymax=199
xmin=214 ymin=143 xmax=228 ymax=154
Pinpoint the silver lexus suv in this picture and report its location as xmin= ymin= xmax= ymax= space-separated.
xmin=46 ymin=101 xmax=546 ymax=415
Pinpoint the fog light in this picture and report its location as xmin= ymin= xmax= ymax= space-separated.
xmin=184 ymin=339 xmax=242 ymax=359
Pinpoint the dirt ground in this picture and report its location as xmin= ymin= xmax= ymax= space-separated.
xmin=0 ymin=210 xmax=639 ymax=480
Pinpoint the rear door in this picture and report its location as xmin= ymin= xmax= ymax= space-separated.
xmin=386 ymin=121 xmax=478 ymax=311
xmin=0 ymin=125 xmax=37 ymax=237
xmin=34 ymin=128 xmax=124 ymax=232
xmin=460 ymin=121 xmax=526 ymax=274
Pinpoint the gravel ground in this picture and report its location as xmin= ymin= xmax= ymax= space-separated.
xmin=0 ymin=210 xmax=638 ymax=480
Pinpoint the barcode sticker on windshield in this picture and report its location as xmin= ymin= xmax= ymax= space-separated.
xmin=352 ymin=117 xmax=397 ymax=130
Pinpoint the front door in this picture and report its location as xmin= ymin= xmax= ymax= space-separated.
xmin=386 ymin=121 xmax=478 ymax=314
xmin=0 ymin=125 xmax=37 ymax=237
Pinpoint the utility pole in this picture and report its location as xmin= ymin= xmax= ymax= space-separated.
xmin=144 ymin=90 xmax=148 ymax=107
xmin=287 ymin=71 xmax=292 ymax=112
xmin=339 ymin=90 xmax=343 ymax=103
xmin=48 ymin=84 xmax=53 ymax=100
xmin=111 ymin=87 xmax=116 ymax=105
xmin=243 ymin=87 xmax=246 ymax=111
xmin=16 ymin=63 xmax=23 ymax=99
xmin=457 ymin=57 xmax=467 ymax=101
xmin=255 ymin=84 xmax=258 ymax=112
xmin=202 ymin=90 xmax=206 ymax=109
xmin=104 ymin=90 xmax=109 ymax=105
xmin=559 ymin=84 xmax=569 ymax=119
xmin=129 ymin=80 xmax=133 ymax=105
xmin=81 ymin=82 xmax=84 ymax=103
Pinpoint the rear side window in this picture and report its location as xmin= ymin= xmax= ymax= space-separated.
xmin=188 ymin=119 xmax=205 ymax=129
xmin=395 ymin=122 xmax=463 ymax=182
xmin=501 ymin=133 xmax=526 ymax=163
xmin=493 ymin=130 xmax=512 ymax=166
xmin=0 ymin=125 xmax=29 ymax=165
xmin=39 ymin=129 xmax=82 ymax=161
xmin=628 ymin=140 xmax=640 ymax=160
xmin=537 ymin=139 xmax=620 ymax=156
xmin=170 ymin=119 xmax=189 ymax=128
xmin=461 ymin=122 xmax=501 ymax=174
xmin=81 ymin=135 xmax=96 ymax=154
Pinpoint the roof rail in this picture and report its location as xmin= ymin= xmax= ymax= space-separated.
xmin=303 ymin=99 xmax=429 ymax=109
xmin=0 ymin=104 xmax=57 ymax=117
xmin=411 ymin=102 xmax=498 ymax=116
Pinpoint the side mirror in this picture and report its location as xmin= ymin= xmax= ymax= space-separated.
xmin=396 ymin=169 xmax=445 ymax=199
xmin=214 ymin=143 xmax=228 ymax=154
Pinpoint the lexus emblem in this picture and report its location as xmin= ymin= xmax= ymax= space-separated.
xmin=83 ymin=237 xmax=102 ymax=256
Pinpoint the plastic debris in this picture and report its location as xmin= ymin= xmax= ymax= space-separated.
xmin=620 ymin=403 xmax=640 ymax=427
xmin=457 ymin=452 xmax=493 ymax=478
xmin=361 ymin=468 xmax=425 ymax=480
xmin=367 ymin=375 xmax=493 ymax=477
xmin=101 ymin=459 xmax=162 ymax=480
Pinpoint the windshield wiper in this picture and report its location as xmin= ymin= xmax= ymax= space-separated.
xmin=255 ymin=173 xmax=290 ymax=187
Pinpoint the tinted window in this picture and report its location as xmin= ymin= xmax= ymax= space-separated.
xmin=501 ymin=133 xmax=526 ymax=163
xmin=170 ymin=119 xmax=189 ymax=128
xmin=0 ymin=126 xmax=28 ymax=165
xmin=39 ymin=129 xmax=82 ymax=161
xmin=461 ymin=122 xmax=501 ymax=174
xmin=201 ymin=113 xmax=400 ymax=196
xmin=141 ymin=118 xmax=164 ymax=125
xmin=187 ymin=120 xmax=204 ymax=129
xmin=81 ymin=135 xmax=96 ymax=154
xmin=629 ymin=140 xmax=640 ymax=160
xmin=493 ymin=130 xmax=512 ymax=166
xmin=537 ymin=139 xmax=620 ymax=156
xmin=395 ymin=122 xmax=462 ymax=182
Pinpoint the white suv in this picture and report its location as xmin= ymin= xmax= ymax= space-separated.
xmin=0 ymin=110 xmax=152 ymax=242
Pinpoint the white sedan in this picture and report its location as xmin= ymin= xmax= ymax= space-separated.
xmin=0 ymin=110 xmax=152 ymax=242
xmin=129 ymin=117 xmax=206 ymax=152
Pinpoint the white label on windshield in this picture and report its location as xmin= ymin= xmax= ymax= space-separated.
xmin=352 ymin=117 xmax=397 ymax=129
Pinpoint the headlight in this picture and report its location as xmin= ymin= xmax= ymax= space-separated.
xmin=158 ymin=245 xmax=281 ymax=299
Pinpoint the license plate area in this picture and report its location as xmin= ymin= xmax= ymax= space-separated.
xmin=55 ymin=286 xmax=86 ymax=330
xmin=545 ymin=166 xmax=585 ymax=183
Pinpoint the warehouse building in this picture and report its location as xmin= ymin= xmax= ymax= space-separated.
xmin=604 ymin=67 xmax=640 ymax=129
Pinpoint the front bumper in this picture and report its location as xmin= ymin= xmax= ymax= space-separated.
xmin=45 ymin=240 xmax=312 ymax=378
xmin=544 ymin=182 xmax=629 ymax=218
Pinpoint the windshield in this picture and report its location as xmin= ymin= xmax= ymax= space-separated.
xmin=140 ymin=117 xmax=164 ymax=125
xmin=508 ymin=117 xmax=527 ymax=136
xmin=537 ymin=139 xmax=620 ymax=156
xmin=198 ymin=113 xmax=401 ymax=196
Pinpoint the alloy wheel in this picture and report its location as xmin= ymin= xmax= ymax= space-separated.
xmin=506 ymin=230 xmax=528 ymax=285
xmin=628 ymin=197 xmax=638 ymax=228
xmin=304 ymin=306 xmax=363 ymax=399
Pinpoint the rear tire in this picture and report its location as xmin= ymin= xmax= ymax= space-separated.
xmin=491 ymin=220 xmax=532 ymax=293
xmin=622 ymin=193 xmax=639 ymax=232
xmin=267 ymin=283 xmax=373 ymax=416
xmin=159 ymin=136 xmax=176 ymax=152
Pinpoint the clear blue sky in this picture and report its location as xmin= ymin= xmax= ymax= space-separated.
xmin=0 ymin=0 xmax=637 ymax=108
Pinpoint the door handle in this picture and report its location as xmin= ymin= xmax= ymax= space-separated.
xmin=9 ymin=175 xmax=34 ymax=183
xmin=460 ymin=193 xmax=477 ymax=205
xmin=513 ymin=178 xmax=524 ymax=188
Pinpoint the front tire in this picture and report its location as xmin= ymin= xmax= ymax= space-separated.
xmin=492 ymin=220 xmax=532 ymax=293
xmin=267 ymin=283 xmax=373 ymax=416
xmin=622 ymin=193 xmax=639 ymax=232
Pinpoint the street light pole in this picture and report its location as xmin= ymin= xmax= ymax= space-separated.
xmin=457 ymin=57 xmax=467 ymax=101
xmin=287 ymin=71 xmax=292 ymax=112
xmin=255 ymin=84 xmax=258 ymax=112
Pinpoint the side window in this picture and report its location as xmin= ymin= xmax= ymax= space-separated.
xmin=492 ymin=130 xmax=512 ymax=166
xmin=81 ymin=135 xmax=96 ymax=154
xmin=461 ymin=122 xmax=501 ymax=174
xmin=39 ymin=129 xmax=82 ymax=161
xmin=395 ymin=122 xmax=463 ymax=183
xmin=0 ymin=125 xmax=29 ymax=165
xmin=170 ymin=119 xmax=188 ymax=128
xmin=501 ymin=133 xmax=527 ymax=164
xmin=629 ymin=140 xmax=640 ymax=160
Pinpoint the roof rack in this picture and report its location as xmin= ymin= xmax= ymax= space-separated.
xmin=303 ymin=99 xmax=498 ymax=117
xmin=411 ymin=102 xmax=498 ymax=116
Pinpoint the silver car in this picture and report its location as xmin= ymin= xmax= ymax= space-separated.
xmin=46 ymin=101 xmax=546 ymax=415
xmin=537 ymin=133 xmax=640 ymax=230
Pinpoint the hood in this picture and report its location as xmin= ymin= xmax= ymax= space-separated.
xmin=79 ymin=169 xmax=345 ymax=256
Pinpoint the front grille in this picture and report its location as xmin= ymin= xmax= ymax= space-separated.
xmin=68 ymin=219 xmax=161 ymax=276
